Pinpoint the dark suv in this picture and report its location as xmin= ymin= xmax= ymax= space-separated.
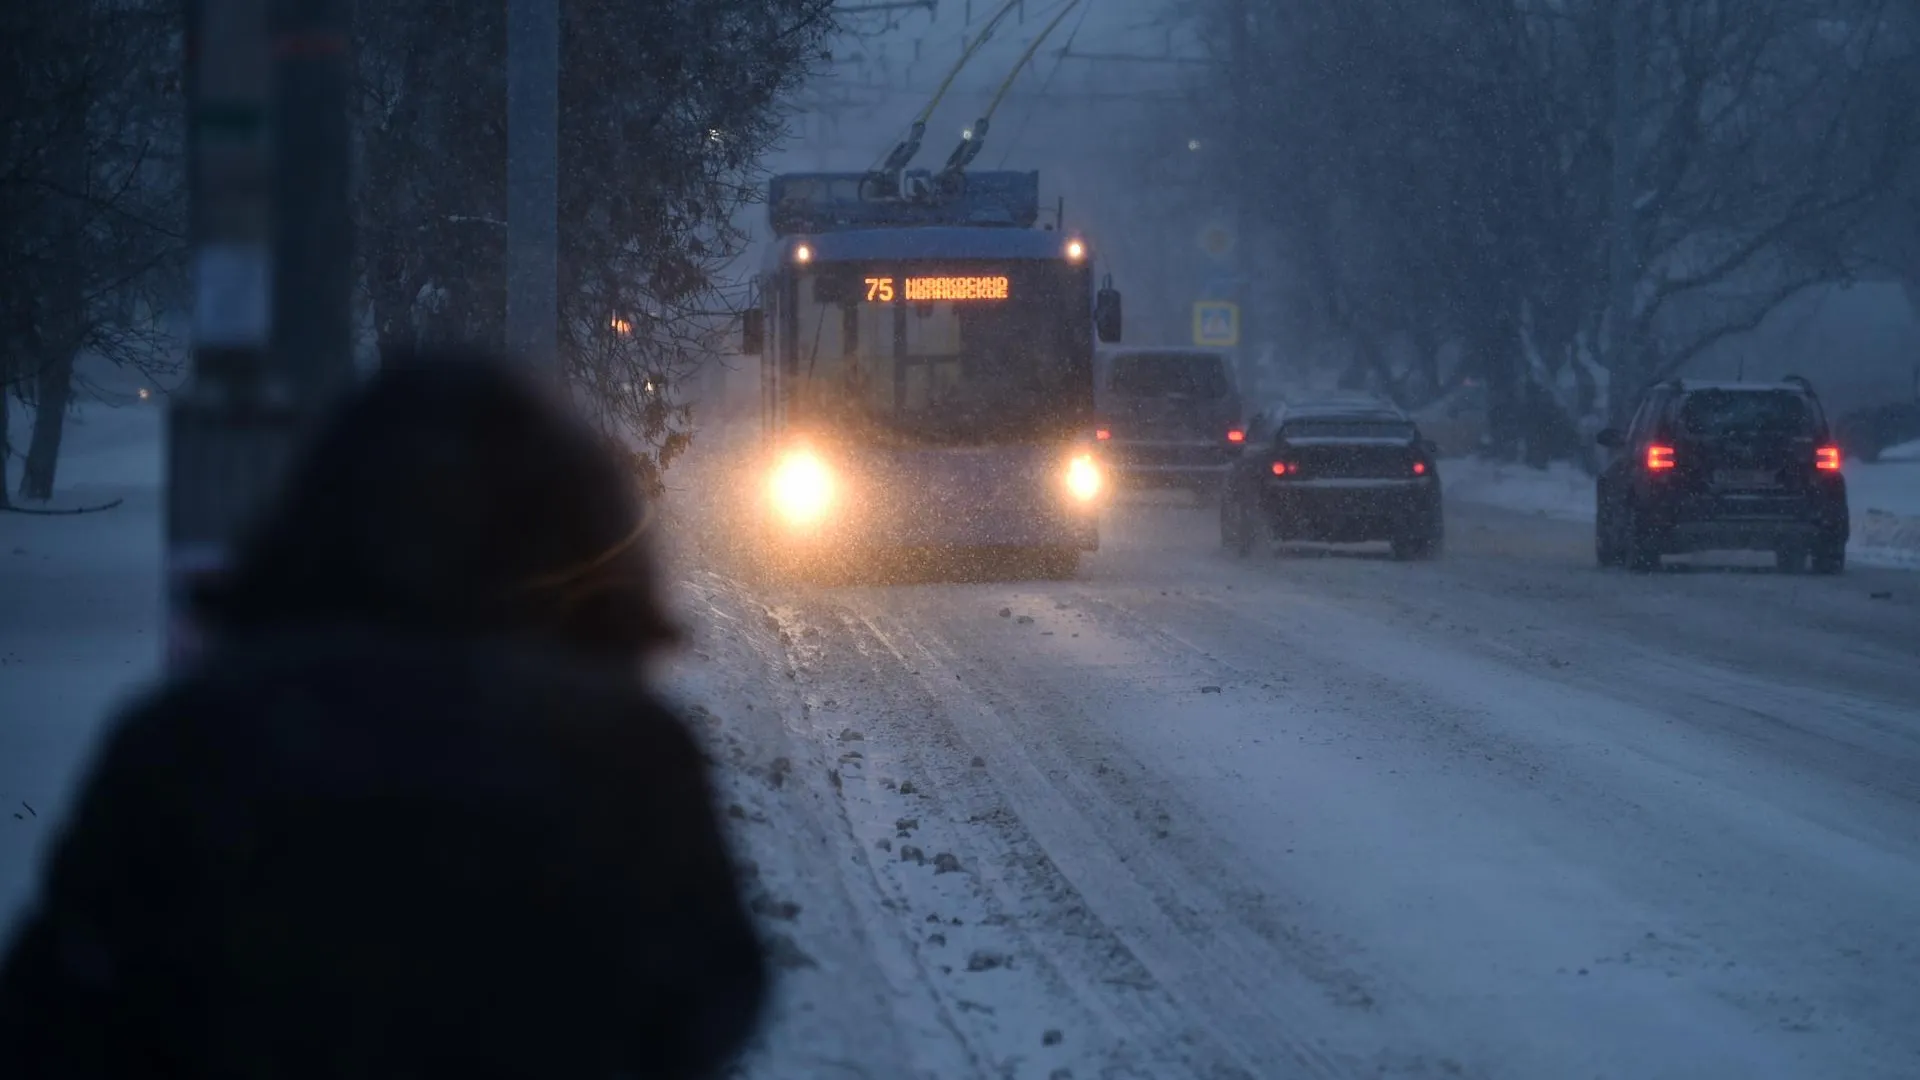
xmin=1220 ymin=398 xmax=1444 ymax=560
xmin=1595 ymin=378 xmax=1848 ymax=573
xmin=1095 ymin=348 xmax=1244 ymax=497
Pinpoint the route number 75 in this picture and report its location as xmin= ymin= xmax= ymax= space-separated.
xmin=865 ymin=276 xmax=895 ymax=302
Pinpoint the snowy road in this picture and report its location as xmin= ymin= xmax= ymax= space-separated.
xmin=6 ymin=409 xmax=1917 ymax=1079
xmin=677 ymin=494 xmax=1920 ymax=1080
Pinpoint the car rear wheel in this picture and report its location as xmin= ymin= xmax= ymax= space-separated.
xmin=1391 ymin=519 xmax=1444 ymax=561
xmin=1624 ymin=506 xmax=1662 ymax=573
xmin=1219 ymin=492 xmax=1254 ymax=556
xmin=1811 ymin=539 xmax=1846 ymax=575
xmin=1595 ymin=494 xmax=1626 ymax=568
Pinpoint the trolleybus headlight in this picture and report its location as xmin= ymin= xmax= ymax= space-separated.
xmin=769 ymin=450 xmax=834 ymax=525
xmin=1064 ymin=453 xmax=1103 ymax=502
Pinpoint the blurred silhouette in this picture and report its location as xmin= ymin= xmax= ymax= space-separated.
xmin=0 ymin=350 xmax=767 ymax=1079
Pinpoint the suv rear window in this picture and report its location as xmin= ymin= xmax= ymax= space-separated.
xmin=1108 ymin=354 xmax=1228 ymax=397
xmin=1678 ymin=390 xmax=1815 ymax=436
xmin=1280 ymin=419 xmax=1416 ymax=440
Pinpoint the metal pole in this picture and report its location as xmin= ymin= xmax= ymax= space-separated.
xmin=1228 ymin=0 xmax=1252 ymax=393
xmin=507 ymin=0 xmax=559 ymax=370
xmin=167 ymin=0 xmax=278 ymax=666
xmin=271 ymin=0 xmax=354 ymax=404
xmin=1606 ymin=0 xmax=1639 ymax=421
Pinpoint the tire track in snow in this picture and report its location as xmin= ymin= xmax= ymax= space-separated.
xmin=779 ymin=596 xmax=1239 ymax=1079
xmin=781 ymin=601 xmax=1097 ymax=1079
xmin=839 ymin=594 xmax=1394 ymax=1079
xmin=1044 ymin=576 xmax=1920 ymax=1079
xmin=669 ymin=575 xmax=965 ymax=1080
xmin=1232 ymin=549 xmax=1920 ymax=810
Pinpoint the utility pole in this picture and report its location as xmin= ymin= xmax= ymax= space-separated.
xmin=1606 ymin=0 xmax=1639 ymax=422
xmin=507 ymin=0 xmax=559 ymax=371
xmin=1227 ymin=0 xmax=1253 ymax=392
xmin=169 ymin=0 xmax=356 ymax=666
xmin=272 ymin=0 xmax=354 ymax=405
xmin=168 ymin=0 xmax=277 ymax=665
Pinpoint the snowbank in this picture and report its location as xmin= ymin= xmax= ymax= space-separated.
xmin=1440 ymin=456 xmax=1596 ymax=524
xmin=1441 ymin=447 xmax=1920 ymax=570
xmin=1849 ymin=439 xmax=1920 ymax=569
xmin=1 ymin=402 xmax=167 ymax=923
xmin=4 ymin=398 xmax=166 ymax=498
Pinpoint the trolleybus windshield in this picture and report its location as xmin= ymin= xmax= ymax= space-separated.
xmin=791 ymin=260 xmax=1092 ymax=443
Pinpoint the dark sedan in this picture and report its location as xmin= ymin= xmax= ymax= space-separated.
xmin=1220 ymin=401 xmax=1444 ymax=560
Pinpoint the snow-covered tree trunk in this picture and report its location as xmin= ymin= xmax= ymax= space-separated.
xmin=19 ymin=350 xmax=76 ymax=502
xmin=0 ymin=385 xmax=13 ymax=508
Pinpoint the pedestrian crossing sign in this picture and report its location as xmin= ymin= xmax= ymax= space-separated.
xmin=1193 ymin=301 xmax=1239 ymax=347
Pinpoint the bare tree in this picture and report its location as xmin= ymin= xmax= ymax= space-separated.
xmin=352 ymin=0 xmax=837 ymax=492
xmin=5 ymin=0 xmax=837 ymax=502
xmin=1619 ymin=1 xmax=1919 ymax=407
xmin=1186 ymin=0 xmax=1919 ymax=463
xmin=1 ymin=0 xmax=184 ymax=503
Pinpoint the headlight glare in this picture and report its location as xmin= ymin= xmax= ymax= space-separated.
xmin=769 ymin=449 xmax=834 ymax=525
xmin=1065 ymin=453 xmax=1102 ymax=502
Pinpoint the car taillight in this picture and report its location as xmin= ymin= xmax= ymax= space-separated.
xmin=1227 ymin=429 xmax=1245 ymax=443
xmin=1095 ymin=428 xmax=1111 ymax=441
xmin=1271 ymin=461 xmax=1290 ymax=476
xmin=1412 ymin=460 xmax=1428 ymax=476
xmin=1646 ymin=444 xmax=1675 ymax=471
xmin=1816 ymin=445 xmax=1840 ymax=471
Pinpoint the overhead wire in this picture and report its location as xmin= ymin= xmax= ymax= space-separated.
xmin=935 ymin=0 xmax=1086 ymax=177
xmin=977 ymin=0 xmax=1085 ymax=129
xmin=867 ymin=0 xmax=1028 ymax=174
xmin=993 ymin=0 xmax=1095 ymax=167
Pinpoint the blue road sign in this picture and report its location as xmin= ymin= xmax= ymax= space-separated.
xmin=1193 ymin=300 xmax=1239 ymax=347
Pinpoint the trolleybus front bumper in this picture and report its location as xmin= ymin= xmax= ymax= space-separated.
xmin=760 ymin=444 xmax=1105 ymax=554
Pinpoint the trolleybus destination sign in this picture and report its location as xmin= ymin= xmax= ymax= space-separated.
xmin=863 ymin=275 xmax=1011 ymax=302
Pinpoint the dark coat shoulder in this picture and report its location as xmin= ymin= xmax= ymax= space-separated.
xmin=0 ymin=632 xmax=766 ymax=1080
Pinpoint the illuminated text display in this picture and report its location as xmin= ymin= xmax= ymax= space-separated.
xmin=864 ymin=275 xmax=1011 ymax=303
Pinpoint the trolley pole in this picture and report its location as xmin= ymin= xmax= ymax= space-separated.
xmin=507 ymin=0 xmax=559 ymax=371
xmin=167 ymin=0 xmax=278 ymax=665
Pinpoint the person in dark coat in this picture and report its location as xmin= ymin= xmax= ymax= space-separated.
xmin=0 ymin=350 xmax=767 ymax=1079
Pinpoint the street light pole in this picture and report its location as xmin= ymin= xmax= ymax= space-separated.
xmin=507 ymin=0 xmax=560 ymax=371
xmin=168 ymin=0 xmax=277 ymax=665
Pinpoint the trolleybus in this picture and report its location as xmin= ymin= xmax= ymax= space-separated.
xmin=740 ymin=168 xmax=1123 ymax=578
